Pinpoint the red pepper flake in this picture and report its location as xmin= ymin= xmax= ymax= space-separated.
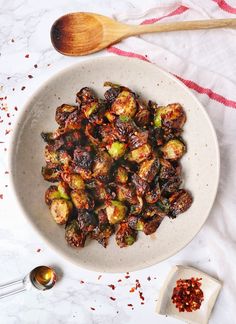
xmin=7 ymin=76 xmax=11 ymax=80
xmin=80 ymin=280 xmax=84 ymax=284
xmin=4 ymin=148 xmax=7 ymax=151
xmin=110 ymin=297 xmax=116 ymax=301
xmin=11 ymin=39 xmax=15 ymax=43
xmin=14 ymin=106 xmax=18 ymax=111
xmin=36 ymin=248 xmax=41 ymax=252
xmin=47 ymin=63 xmax=51 ymax=66
xmin=5 ymin=129 xmax=11 ymax=135
xmin=5 ymin=185 xmax=8 ymax=188
xmin=8 ymin=122 xmax=11 ymax=126
xmin=7 ymin=113 xmax=10 ymax=118
xmin=28 ymin=75 xmax=33 ymax=79
xmin=141 ymin=302 xmax=144 ymax=305
xmin=125 ymin=275 xmax=130 ymax=279
xmin=129 ymin=287 xmax=135 ymax=293
xmin=90 ymin=307 xmax=95 ymax=311
xmin=135 ymin=279 xmax=141 ymax=289
xmin=108 ymin=284 xmax=115 ymax=290
xmin=4 ymin=96 xmax=7 ymax=100
xmin=34 ymin=64 xmax=38 ymax=68
xmin=138 ymin=291 xmax=145 ymax=301
xmin=5 ymin=171 xmax=9 ymax=174
xmin=171 ymin=277 xmax=204 ymax=312
xmin=97 ymin=275 xmax=102 ymax=280
xmin=147 ymin=276 xmax=151 ymax=281
xmin=12 ymin=88 xmax=15 ymax=91
xmin=21 ymin=86 xmax=26 ymax=91
xmin=117 ymin=279 xmax=122 ymax=282
xmin=127 ymin=304 xmax=133 ymax=307
xmin=25 ymin=54 xmax=29 ymax=58
xmin=0 ymin=194 xmax=3 ymax=199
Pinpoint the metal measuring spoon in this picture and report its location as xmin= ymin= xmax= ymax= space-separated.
xmin=0 ymin=266 xmax=57 ymax=299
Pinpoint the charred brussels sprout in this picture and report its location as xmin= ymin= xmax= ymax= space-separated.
xmin=77 ymin=210 xmax=98 ymax=233
xmin=116 ymin=184 xmax=138 ymax=204
xmin=71 ymin=190 xmax=94 ymax=210
xmin=41 ymin=166 xmax=61 ymax=182
xmin=143 ymin=216 xmax=164 ymax=235
xmin=127 ymin=144 xmax=152 ymax=163
xmin=107 ymin=141 xmax=126 ymax=159
xmin=154 ymin=103 xmax=186 ymax=129
xmin=106 ymin=200 xmax=127 ymax=224
xmin=138 ymin=157 xmax=159 ymax=183
xmin=55 ymin=104 xmax=77 ymax=126
xmin=111 ymin=90 xmax=137 ymax=119
xmin=169 ymin=189 xmax=193 ymax=218
xmin=131 ymin=173 xmax=149 ymax=197
xmin=145 ymin=183 xmax=161 ymax=204
xmin=128 ymin=131 xmax=149 ymax=150
xmin=45 ymin=186 xmax=61 ymax=206
xmin=159 ymin=158 xmax=177 ymax=179
xmin=50 ymin=198 xmax=73 ymax=224
xmin=134 ymin=99 xmax=150 ymax=127
xmin=62 ymin=173 xmax=85 ymax=190
xmin=65 ymin=220 xmax=86 ymax=247
xmin=76 ymin=87 xmax=97 ymax=107
xmin=161 ymin=139 xmax=186 ymax=161
xmin=58 ymin=181 xmax=71 ymax=200
xmin=128 ymin=216 xmax=145 ymax=231
xmin=93 ymin=151 xmax=112 ymax=178
xmin=91 ymin=225 xmax=114 ymax=248
xmin=115 ymin=222 xmax=137 ymax=248
xmin=116 ymin=166 xmax=128 ymax=184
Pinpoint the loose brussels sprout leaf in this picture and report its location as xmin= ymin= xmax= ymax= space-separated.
xmin=45 ymin=186 xmax=61 ymax=206
xmin=116 ymin=166 xmax=128 ymax=184
xmin=115 ymin=222 xmax=137 ymax=248
xmin=65 ymin=220 xmax=86 ymax=247
xmin=127 ymin=144 xmax=152 ymax=163
xmin=161 ymin=139 xmax=186 ymax=161
xmin=71 ymin=190 xmax=94 ymax=210
xmin=55 ymin=104 xmax=77 ymax=126
xmin=138 ymin=157 xmax=159 ymax=183
xmin=41 ymin=167 xmax=61 ymax=182
xmin=106 ymin=200 xmax=127 ymax=224
xmin=50 ymin=198 xmax=73 ymax=224
xmin=111 ymin=90 xmax=136 ymax=119
xmin=107 ymin=141 xmax=126 ymax=159
xmin=58 ymin=181 xmax=71 ymax=200
xmin=83 ymin=101 xmax=99 ymax=118
xmin=154 ymin=103 xmax=186 ymax=129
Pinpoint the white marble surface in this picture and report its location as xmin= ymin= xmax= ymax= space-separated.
xmin=1 ymin=0 xmax=235 ymax=323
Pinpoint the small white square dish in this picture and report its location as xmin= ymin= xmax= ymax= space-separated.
xmin=156 ymin=265 xmax=222 ymax=324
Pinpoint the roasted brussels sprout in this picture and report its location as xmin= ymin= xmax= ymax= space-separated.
xmin=142 ymin=205 xmax=166 ymax=219
xmin=71 ymin=190 xmax=94 ymax=210
xmin=159 ymin=158 xmax=177 ymax=179
xmin=161 ymin=176 xmax=182 ymax=194
xmin=104 ymin=86 xmax=121 ymax=104
xmin=169 ymin=189 xmax=193 ymax=218
xmin=73 ymin=146 xmax=94 ymax=170
xmin=111 ymin=90 xmax=137 ymax=119
xmin=62 ymin=173 xmax=85 ymax=190
xmin=116 ymin=166 xmax=128 ymax=184
xmin=107 ymin=141 xmax=127 ymax=159
xmin=134 ymin=99 xmax=150 ymax=127
xmin=44 ymin=145 xmax=60 ymax=167
xmin=128 ymin=131 xmax=149 ymax=150
xmin=91 ymin=224 xmax=114 ymax=248
xmin=161 ymin=139 xmax=186 ymax=161
xmin=127 ymin=144 xmax=152 ymax=163
xmin=138 ymin=157 xmax=159 ymax=183
xmin=50 ymin=198 xmax=73 ymax=224
xmin=58 ymin=181 xmax=71 ymax=200
xmin=76 ymin=87 xmax=97 ymax=107
xmin=131 ymin=173 xmax=149 ymax=197
xmin=115 ymin=222 xmax=137 ymax=248
xmin=116 ymin=184 xmax=138 ymax=204
xmin=154 ymin=103 xmax=186 ymax=129
xmin=127 ymin=215 xmax=145 ymax=231
xmin=77 ymin=210 xmax=98 ymax=233
xmin=143 ymin=215 xmax=165 ymax=235
xmin=145 ymin=183 xmax=161 ymax=204
xmin=55 ymin=104 xmax=77 ymax=126
xmin=93 ymin=151 xmax=113 ymax=178
xmin=65 ymin=220 xmax=86 ymax=247
xmin=106 ymin=200 xmax=127 ymax=224
xmin=41 ymin=166 xmax=61 ymax=182
xmin=45 ymin=186 xmax=61 ymax=206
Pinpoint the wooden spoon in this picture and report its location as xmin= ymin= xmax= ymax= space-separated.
xmin=51 ymin=12 xmax=236 ymax=56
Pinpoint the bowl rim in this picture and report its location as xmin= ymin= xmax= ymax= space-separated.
xmin=8 ymin=56 xmax=220 ymax=273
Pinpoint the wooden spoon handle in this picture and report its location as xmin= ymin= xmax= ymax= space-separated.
xmin=127 ymin=18 xmax=236 ymax=36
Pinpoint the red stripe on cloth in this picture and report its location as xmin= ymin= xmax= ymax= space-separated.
xmin=107 ymin=46 xmax=236 ymax=109
xmin=213 ymin=0 xmax=236 ymax=14
xmin=107 ymin=46 xmax=150 ymax=62
xmin=141 ymin=5 xmax=189 ymax=25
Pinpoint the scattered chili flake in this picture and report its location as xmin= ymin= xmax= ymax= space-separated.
xmin=171 ymin=277 xmax=204 ymax=312
xmin=108 ymin=284 xmax=115 ymax=290
xmin=28 ymin=75 xmax=33 ymax=79
xmin=4 ymin=148 xmax=7 ymax=151
xmin=0 ymin=194 xmax=3 ymax=199
xmin=117 ymin=279 xmax=122 ymax=282
xmin=125 ymin=275 xmax=130 ymax=279
xmin=97 ymin=275 xmax=102 ymax=280
xmin=5 ymin=129 xmax=11 ymax=135
xmin=11 ymin=39 xmax=15 ymax=43
xmin=110 ymin=297 xmax=116 ymax=301
xmin=14 ymin=106 xmax=18 ymax=111
xmin=90 ymin=307 xmax=95 ymax=311
xmin=129 ymin=287 xmax=135 ymax=293
xmin=127 ymin=304 xmax=133 ymax=307
xmin=7 ymin=76 xmax=11 ymax=80
xmin=25 ymin=54 xmax=29 ymax=58
xmin=80 ymin=280 xmax=84 ymax=284
xmin=141 ymin=302 xmax=144 ymax=305
xmin=139 ymin=291 xmax=145 ymax=301
xmin=147 ymin=276 xmax=151 ymax=281
xmin=34 ymin=64 xmax=38 ymax=68
xmin=5 ymin=185 xmax=8 ymax=188
xmin=135 ymin=279 xmax=141 ymax=289
xmin=5 ymin=171 xmax=9 ymax=174
xmin=12 ymin=88 xmax=15 ymax=91
xmin=36 ymin=248 xmax=41 ymax=253
xmin=8 ymin=122 xmax=11 ymax=126
xmin=21 ymin=86 xmax=26 ymax=91
xmin=7 ymin=113 xmax=10 ymax=118
xmin=47 ymin=63 xmax=51 ymax=66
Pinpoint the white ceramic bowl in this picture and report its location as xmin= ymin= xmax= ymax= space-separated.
xmin=10 ymin=57 xmax=219 ymax=272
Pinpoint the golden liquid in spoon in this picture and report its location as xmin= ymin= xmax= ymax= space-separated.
xmin=30 ymin=266 xmax=57 ymax=289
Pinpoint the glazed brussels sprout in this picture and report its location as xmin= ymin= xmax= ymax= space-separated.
xmin=169 ymin=189 xmax=193 ymax=218
xmin=71 ymin=190 xmax=94 ymax=210
xmin=111 ymin=90 xmax=137 ymax=119
xmin=115 ymin=222 xmax=137 ymax=247
xmin=50 ymin=198 xmax=73 ymax=224
xmin=55 ymin=104 xmax=77 ymax=126
xmin=45 ymin=186 xmax=61 ymax=206
xmin=154 ymin=103 xmax=186 ymax=129
xmin=161 ymin=139 xmax=186 ymax=161
xmin=116 ymin=166 xmax=128 ymax=184
xmin=65 ymin=220 xmax=86 ymax=247
xmin=41 ymin=83 xmax=192 ymax=249
xmin=106 ymin=200 xmax=127 ymax=224
xmin=107 ymin=141 xmax=127 ymax=159
xmin=127 ymin=144 xmax=152 ymax=163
